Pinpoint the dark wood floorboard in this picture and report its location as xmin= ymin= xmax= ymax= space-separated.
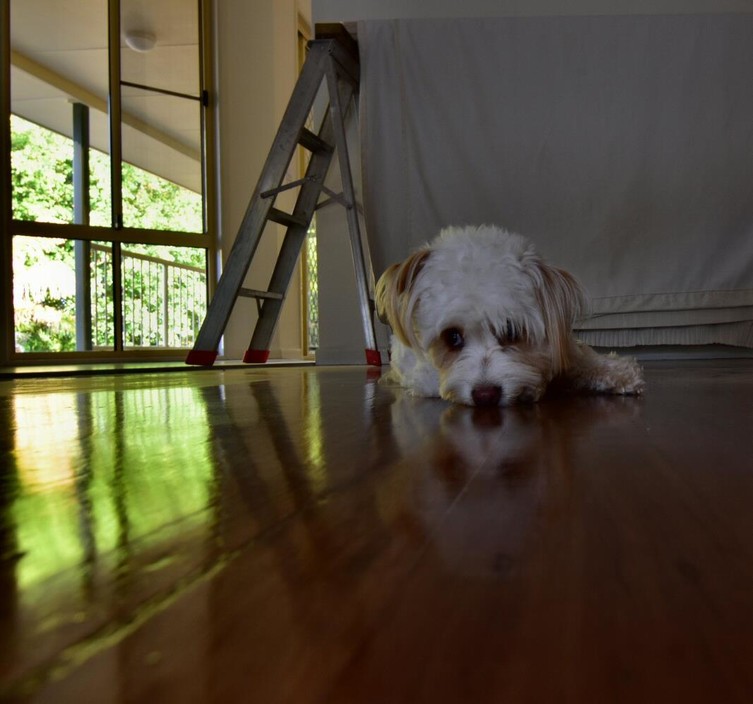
xmin=1 ymin=360 xmax=753 ymax=702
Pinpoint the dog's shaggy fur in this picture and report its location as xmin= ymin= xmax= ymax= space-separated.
xmin=376 ymin=225 xmax=644 ymax=407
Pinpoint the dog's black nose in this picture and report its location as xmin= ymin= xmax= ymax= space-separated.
xmin=471 ymin=384 xmax=502 ymax=407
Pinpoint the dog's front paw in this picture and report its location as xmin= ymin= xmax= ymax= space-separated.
xmin=601 ymin=354 xmax=645 ymax=396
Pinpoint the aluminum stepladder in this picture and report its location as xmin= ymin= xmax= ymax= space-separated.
xmin=186 ymin=36 xmax=381 ymax=367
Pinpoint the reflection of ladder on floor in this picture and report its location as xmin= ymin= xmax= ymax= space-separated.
xmin=186 ymin=33 xmax=381 ymax=367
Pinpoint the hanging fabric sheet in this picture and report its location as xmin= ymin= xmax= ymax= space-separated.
xmin=357 ymin=15 xmax=753 ymax=348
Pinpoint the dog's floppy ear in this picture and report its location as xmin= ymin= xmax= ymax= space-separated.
xmin=529 ymin=262 xmax=587 ymax=374
xmin=375 ymin=248 xmax=430 ymax=348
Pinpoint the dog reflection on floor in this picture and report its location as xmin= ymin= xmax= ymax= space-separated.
xmin=385 ymin=392 xmax=641 ymax=579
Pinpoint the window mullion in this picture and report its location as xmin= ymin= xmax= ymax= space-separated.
xmin=73 ymin=102 xmax=93 ymax=351
xmin=108 ymin=0 xmax=124 ymax=353
xmin=1 ymin=0 xmax=13 ymax=365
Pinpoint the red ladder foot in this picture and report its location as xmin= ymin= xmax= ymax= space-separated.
xmin=186 ymin=349 xmax=218 ymax=366
xmin=365 ymin=349 xmax=382 ymax=367
xmin=244 ymin=349 xmax=270 ymax=363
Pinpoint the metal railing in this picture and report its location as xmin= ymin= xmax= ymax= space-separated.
xmin=90 ymin=244 xmax=206 ymax=349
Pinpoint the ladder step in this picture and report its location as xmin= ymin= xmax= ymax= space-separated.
xmin=261 ymin=177 xmax=311 ymax=200
xmin=299 ymin=127 xmax=333 ymax=154
xmin=239 ymin=288 xmax=284 ymax=301
xmin=268 ymin=207 xmax=309 ymax=229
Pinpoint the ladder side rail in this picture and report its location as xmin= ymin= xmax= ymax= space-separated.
xmin=246 ymin=143 xmax=335 ymax=359
xmin=326 ymin=39 xmax=360 ymax=87
xmin=250 ymin=42 xmax=333 ymax=199
xmin=324 ymin=62 xmax=380 ymax=363
xmin=187 ymin=42 xmax=333 ymax=363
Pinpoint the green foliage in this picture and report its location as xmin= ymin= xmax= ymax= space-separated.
xmin=13 ymin=237 xmax=78 ymax=352
xmin=17 ymin=317 xmax=76 ymax=352
xmin=122 ymin=161 xmax=204 ymax=236
xmin=11 ymin=115 xmax=206 ymax=353
xmin=11 ymin=120 xmax=74 ymax=224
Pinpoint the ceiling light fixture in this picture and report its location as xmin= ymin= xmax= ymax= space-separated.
xmin=124 ymin=30 xmax=157 ymax=53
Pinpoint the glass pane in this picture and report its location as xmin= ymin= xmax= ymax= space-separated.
xmin=89 ymin=146 xmax=114 ymax=229
xmin=10 ymin=0 xmax=110 ymax=226
xmin=121 ymin=244 xmax=207 ymax=348
xmin=120 ymin=92 xmax=203 ymax=233
xmin=10 ymin=116 xmax=72 ymax=224
xmin=13 ymin=236 xmax=114 ymax=353
xmin=90 ymin=243 xmax=116 ymax=349
xmin=120 ymin=0 xmax=203 ymax=233
xmin=121 ymin=0 xmax=200 ymax=96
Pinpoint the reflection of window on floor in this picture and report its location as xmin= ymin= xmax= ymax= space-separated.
xmin=11 ymin=117 xmax=206 ymax=353
xmin=11 ymin=385 xmax=212 ymax=591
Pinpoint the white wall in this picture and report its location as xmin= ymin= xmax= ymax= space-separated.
xmin=214 ymin=0 xmax=311 ymax=360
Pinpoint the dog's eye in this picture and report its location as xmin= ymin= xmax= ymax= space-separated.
xmin=441 ymin=327 xmax=465 ymax=351
xmin=497 ymin=320 xmax=521 ymax=346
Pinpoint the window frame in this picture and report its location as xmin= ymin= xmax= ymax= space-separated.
xmin=0 ymin=0 xmax=217 ymax=365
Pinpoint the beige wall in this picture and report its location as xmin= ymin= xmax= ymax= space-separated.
xmin=214 ymin=0 xmax=312 ymax=360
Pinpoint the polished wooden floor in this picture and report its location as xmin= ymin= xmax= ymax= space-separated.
xmin=1 ymin=360 xmax=753 ymax=703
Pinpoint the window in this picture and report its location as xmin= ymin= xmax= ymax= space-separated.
xmin=1 ymin=0 xmax=214 ymax=362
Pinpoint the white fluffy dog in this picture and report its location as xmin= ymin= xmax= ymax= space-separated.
xmin=376 ymin=225 xmax=645 ymax=407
